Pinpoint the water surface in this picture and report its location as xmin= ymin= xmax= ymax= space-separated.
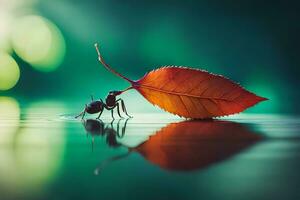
xmin=0 ymin=99 xmax=299 ymax=200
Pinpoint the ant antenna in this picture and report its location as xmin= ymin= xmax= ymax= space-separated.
xmin=91 ymin=95 xmax=94 ymax=101
xmin=94 ymin=43 xmax=134 ymax=84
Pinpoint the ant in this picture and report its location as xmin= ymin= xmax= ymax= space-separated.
xmin=75 ymin=92 xmax=132 ymax=119
xmin=76 ymin=43 xmax=134 ymax=120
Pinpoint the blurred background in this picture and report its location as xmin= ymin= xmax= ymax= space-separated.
xmin=1 ymin=1 xmax=300 ymax=200
xmin=0 ymin=0 xmax=299 ymax=114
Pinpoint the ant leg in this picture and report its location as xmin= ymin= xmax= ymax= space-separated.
xmin=117 ymin=118 xmax=128 ymax=138
xmin=121 ymin=118 xmax=129 ymax=137
xmin=109 ymin=118 xmax=115 ymax=126
xmin=91 ymin=95 xmax=94 ymax=101
xmin=119 ymin=99 xmax=132 ymax=118
xmin=75 ymin=104 xmax=87 ymax=119
xmin=116 ymin=119 xmax=121 ymax=137
xmin=96 ymin=106 xmax=104 ymax=119
xmin=81 ymin=104 xmax=88 ymax=119
xmin=111 ymin=109 xmax=115 ymax=120
xmin=81 ymin=111 xmax=86 ymax=119
xmin=75 ymin=110 xmax=85 ymax=119
xmin=116 ymin=102 xmax=124 ymax=118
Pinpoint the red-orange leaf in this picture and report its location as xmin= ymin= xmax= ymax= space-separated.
xmin=95 ymin=44 xmax=267 ymax=119
xmin=132 ymin=66 xmax=267 ymax=118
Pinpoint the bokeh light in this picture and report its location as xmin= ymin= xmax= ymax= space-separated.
xmin=0 ymin=101 xmax=66 ymax=197
xmin=12 ymin=15 xmax=66 ymax=72
xmin=0 ymin=97 xmax=20 ymax=144
xmin=0 ymin=12 xmax=13 ymax=52
xmin=0 ymin=52 xmax=20 ymax=90
xmin=0 ymin=0 xmax=38 ymax=52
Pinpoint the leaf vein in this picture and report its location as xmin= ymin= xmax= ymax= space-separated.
xmin=137 ymin=85 xmax=235 ymax=102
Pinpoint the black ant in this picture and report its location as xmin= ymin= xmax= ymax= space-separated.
xmin=75 ymin=91 xmax=132 ymax=119
xmin=76 ymin=43 xmax=134 ymax=120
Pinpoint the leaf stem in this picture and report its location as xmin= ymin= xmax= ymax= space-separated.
xmin=94 ymin=43 xmax=133 ymax=84
xmin=121 ymin=86 xmax=134 ymax=94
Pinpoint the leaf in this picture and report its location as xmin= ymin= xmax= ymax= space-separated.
xmin=95 ymin=44 xmax=267 ymax=119
xmin=132 ymin=67 xmax=267 ymax=118
xmin=134 ymin=120 xmax=262 ymax=171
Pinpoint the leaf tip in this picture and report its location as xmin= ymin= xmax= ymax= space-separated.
xmin=258 ymin=96 xmax=269 ymax=102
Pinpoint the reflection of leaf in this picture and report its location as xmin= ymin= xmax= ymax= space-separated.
xmin=133 ymin=120 xmax=262 ymax=171
xmin=95 ymin=44 xmax=267 ymax=119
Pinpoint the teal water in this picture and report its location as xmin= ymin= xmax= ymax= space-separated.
xmin=0 ymin=99 xmax=300 ymax=200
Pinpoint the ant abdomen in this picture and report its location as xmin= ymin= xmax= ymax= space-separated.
xmin=86 ymin=101 xmax=103 ymax=114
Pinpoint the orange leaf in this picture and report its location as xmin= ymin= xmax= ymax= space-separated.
xmin=95 ymin=44 xmax=267 ymax=119
xmin=132 ymin=67 xmax=267 ymax=118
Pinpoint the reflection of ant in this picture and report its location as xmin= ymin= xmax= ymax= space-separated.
xmin=83 ymin=118 xmax=129 ymax=149
xmin=82 ymin=118 xmax=132 ymax=175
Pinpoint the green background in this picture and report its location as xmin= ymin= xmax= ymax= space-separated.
xmin=1 ymin=1 xmax=300 ymax=200
xmin=1 ymin=0 xmax=300 ymax=113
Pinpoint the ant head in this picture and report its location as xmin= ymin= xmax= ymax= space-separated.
xmin=108 ymin=90 xmax=122 ymax=96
